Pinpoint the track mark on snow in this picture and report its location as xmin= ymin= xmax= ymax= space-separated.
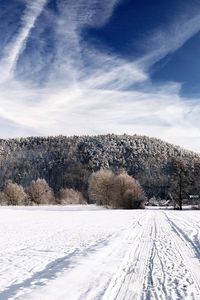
xmin=102 ymin=212 xmax=154 ymax=300
xmin=142 ymin=212 xmax=200 ymax=300
xmin=164 ymin=212 xmax=200 ymax=294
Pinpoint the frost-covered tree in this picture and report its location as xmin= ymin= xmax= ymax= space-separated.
xmin=88 ymin=169 xmax=114 ymax=205
xmin=4 ymin=181 xmax=27 ymax=205
xmin=88 ymin=169 xmax=145 ymax=209
xmin=110 ymin=173 xmax=146 ymax=209
xmin=27 ymin=179 xmax=55 ymax=205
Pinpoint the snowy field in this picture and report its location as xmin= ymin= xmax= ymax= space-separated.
xmin=0 ymin=206 xmax=200 ymax=300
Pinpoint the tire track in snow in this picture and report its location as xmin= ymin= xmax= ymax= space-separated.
xmin=74 ymin=211 xmax=149 ymax=300
xmin=142 ymin=216 xmax=168 ymax=300
xmin=165 ymin=212 xmax=200 ymax=258
xmin=101 ymin=211 xmax=154 ymax=300
xmin=164 ymin=212 xmax=200 ymax=295
xmin=142 ymin=212 xmax=200 ymax=300
xmin=3 ymin=212 xmax=147 ymax=300
xmin=0 ymin=227 xmax=132 ymax=300
xmin=2 ymin=209 xmax=199 ymax=300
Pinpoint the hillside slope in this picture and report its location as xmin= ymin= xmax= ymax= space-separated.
xmin=0 ymin=134 xmax=199 ymax=199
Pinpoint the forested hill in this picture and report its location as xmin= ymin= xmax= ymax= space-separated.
xmin=0 ymin=134 xmax=199 ymax=199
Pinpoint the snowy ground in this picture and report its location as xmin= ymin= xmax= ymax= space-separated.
xmin=0 ymin=206 xmax=200 ymax=300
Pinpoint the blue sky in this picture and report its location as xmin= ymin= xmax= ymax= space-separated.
xmin=0 ymin=0 xmax=200 ymax=151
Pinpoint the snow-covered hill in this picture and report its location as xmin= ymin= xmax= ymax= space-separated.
xmin=0 ymin=206 xmax=199 ymax=300
xmin=0 ymin=134 xmax=200 ymax=199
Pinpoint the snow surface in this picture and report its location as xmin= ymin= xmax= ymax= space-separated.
xmin=0 ymin=205 xmax=200 ymax=300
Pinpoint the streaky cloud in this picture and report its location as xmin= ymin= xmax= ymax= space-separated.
xmin=0 ymin=0 xmax=48 ymax=83
xmin=138 ymin=12 xmax=200 ymax=69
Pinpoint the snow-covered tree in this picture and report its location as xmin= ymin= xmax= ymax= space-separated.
xmin=88 ymin=169 xmax=114 ymax=205
xmin=110 ymin=173 xmax=146 ymax=209
xmin=27 ymin=179 xmax=55 ymax=205
xmin=4 ymin=181 xmax=27 ymax=205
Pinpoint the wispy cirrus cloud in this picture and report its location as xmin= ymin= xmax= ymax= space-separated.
xmin=139 ymin=11 xmax=200 ymax=69
xmin=0 ymin=0 xmax=48 ymax=83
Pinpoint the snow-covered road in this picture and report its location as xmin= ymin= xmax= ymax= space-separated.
xmin=0 ymin=206 xmax=199 ymax=300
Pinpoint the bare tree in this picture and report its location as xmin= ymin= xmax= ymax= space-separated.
xmin=27 ymin=179 xmax=55 ymax=205
xmin=4 ymin=181 xmax=27 ymax=205
xmin=170 ymin=157 xmax=186 ymax=210
xmin=88 ymin=169 xmax=114 ymax=206
xmin=111 ymin=173 xmax=146 ymax=209
xmin=88 ymin=169 xmax=145 ymax=209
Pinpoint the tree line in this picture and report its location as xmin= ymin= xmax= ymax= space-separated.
xmin=0 ymin=179 xmax=86 ymax=206
xmin=0 ymin=169 xmax=146 ymax=209
xmin=0 ymin=134 xmax=200 ymax=209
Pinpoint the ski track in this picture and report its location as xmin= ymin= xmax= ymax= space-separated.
xmin=0 ymin=206 xmax=199 ymax=300
xmin=142 ymin=212 xmax=200 ymax=300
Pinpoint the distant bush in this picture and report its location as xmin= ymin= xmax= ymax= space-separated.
xmin=27 ymin=179 xmax=55 ymax=205
xmin=58 ymin=188 xmax=86 ymax=205
xmin=4 ymin=181 xmax=27 ymax=205
xmin=88 ymin=169 xmax=114 ymax=205
xmin=88 ymin=169 xmax=146 ymax=209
